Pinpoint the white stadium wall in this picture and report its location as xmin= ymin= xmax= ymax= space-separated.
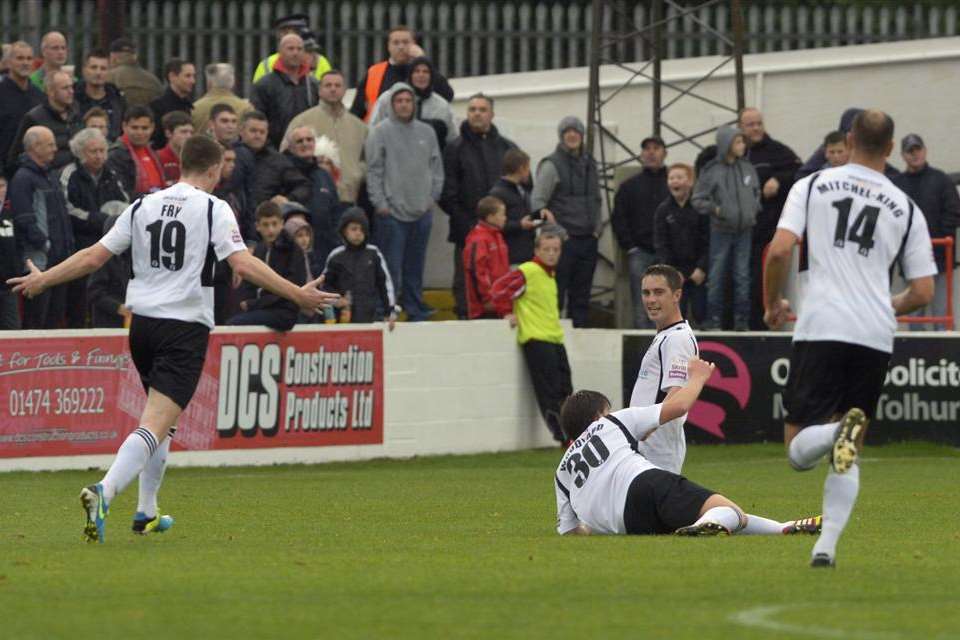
xmin=419 ymin=37 xmax=960 ymax=291
xmin=0 ymin=323 xmax=624 ymax=472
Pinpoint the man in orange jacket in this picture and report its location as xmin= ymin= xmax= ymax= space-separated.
xmin=463 ymin=196 xmax=512 ymax=319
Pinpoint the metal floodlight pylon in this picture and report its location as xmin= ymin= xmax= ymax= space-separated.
xmin=586 ymin=0 xmax=746 ymax=326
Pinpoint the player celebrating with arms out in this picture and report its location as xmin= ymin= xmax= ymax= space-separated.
xmin=629 ymin=264 xmax=698 ymax=474
xmin=764 ymin=109 xmax=936 ymax=567
xmin=9 ymin=135 xmax=339 ymax=543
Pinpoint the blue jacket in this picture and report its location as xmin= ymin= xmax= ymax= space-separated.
xmin=10 ymin=156 xmax=75 ymax=269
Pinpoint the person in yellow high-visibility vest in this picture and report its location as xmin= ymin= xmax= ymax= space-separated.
xmin=251 ymin=14 xmax=332 ymax=85
xmin=492 ymin=224 xmax=573 ymax=444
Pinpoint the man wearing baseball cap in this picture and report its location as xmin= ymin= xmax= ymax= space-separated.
xmin=252 ymin=13 xmax=332 ymax=85
xmin=611 ymin=134 xmax=669 ymax=328
xmin=893 ymin=133 xmax=960 ymax=330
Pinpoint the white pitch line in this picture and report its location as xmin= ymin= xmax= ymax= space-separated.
xmin=729 ymin=604 xmax=901 ymax=640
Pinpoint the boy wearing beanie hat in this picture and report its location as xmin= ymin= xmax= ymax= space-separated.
xmin=323 ymin=207 xmax=398 ymax=328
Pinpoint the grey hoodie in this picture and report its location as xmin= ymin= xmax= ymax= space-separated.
xmin=691 ymin=126 xmax=761 ymax=232
xmin=364 ymin=83 xmax=444 ymax=222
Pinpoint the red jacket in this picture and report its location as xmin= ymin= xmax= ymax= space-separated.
xmin=156 ymin=145 xmax=180 ymax=185
xmin=463 ymin=221 xmax=512 ymax=318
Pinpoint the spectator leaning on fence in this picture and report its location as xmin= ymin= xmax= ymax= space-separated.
xmin=0 ymin=41 xmax=44 ymax=178
xmin=322 ymin=207 xmax=397 ymax=327
xmin=229 ymin=200 xmax=307 ymax=331
xmin=156 ymin=111 xmax=194 ymax=185
xmin=654 ymin=163 xmax=708 ymax=326
xmin=60 ymin=127 xmax=129 ymax=328
xmin=10 ymin=126 xmax=75 ymax=330
xmin=738 ymin=107 xmax=801 ymax=330
xmin=691 ymin=125 xmax=760 ymax=331
xmin=192 ymin=63 xmax=253 ymax=135
xmin=364 ymin=82 xmax=443 ymax=322
xmin=490 ymin=148 xmax=548 ymax=266
xmin=611 ymin=134 xmax=670 ymax=329
xmin=0 ymin=175 xmax=22 ymax=330
xmin=892 ymin=133 xmax=960 ymax=330
xmin=531 ymin=116 xmax=602 ymax=329
xmin=149 ymin=58 xmax=196 ymax=149
xmin=30 ymin=31 xmax=72 ymax=91
xmin=107 ymin=37 xmax=163 ymax=109
xmin=350 ymin=25 xmax=418 ymax=123
xmin=75 ymin=49 xmax=126 ymax=143
xmin=283 ymin=69 xmax=368 ymax=205
xmin=441 ymin=93 xmax=517 ymax=318
xmin=251 ymin=13 xmax=332 ymax=86
xmin=249 ymin=130 xmax=311 ymax=214
xmin=8 ymin=70 xmax=81 ymax=174
xmin=232 ymin=110 xmax=273 ymax=241
xmin=464 ymin=196 xmax=512 ymax=320
xmin=251 ymin=33 xmax=320 ymax=152
xmin=107 ymin=105 xmax=166 ymax=199
xmin=491 ymin=224 xmax=572 ymax=444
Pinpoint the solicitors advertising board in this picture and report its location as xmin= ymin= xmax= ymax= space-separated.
xmin=622 ymin=334 xmax=960 ymax=445
xmin=0 ymin=330 xmax=383 ymax=459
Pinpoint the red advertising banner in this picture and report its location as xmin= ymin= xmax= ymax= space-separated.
xmin=0 ymin=329 xmax=383 ymax=459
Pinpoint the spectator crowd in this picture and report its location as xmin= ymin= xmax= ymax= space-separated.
xmin=0 ymin=15 xmax=957 ymax=335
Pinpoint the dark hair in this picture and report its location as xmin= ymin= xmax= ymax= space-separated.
xmin=560 ymin=390 xmax=611 ymax=441
xmin=161 ymin=110 xmax=192 ymax=133
xmin=476 ymin=196 xmax=505 ymax=220
xmin=468 ymin=92 xmax=494 ymax=109
xmin=209 ymin=103 xmax=237 ymax=121
xmin=82 ymin=106 xmax=108 ymax=123
xmin=123 ymin=105 xmax=154 ymax=123
xmin=502 ymin=148 xmax=530 ymax=175
xmin=84 ymin=49 xmax=109 ymax=64
xmin=642 ymin=264 xmax=683 ymax=291
xmin=851 ymin=109 xmax=894 ymax=157
xmin=180 ymin=135 xmax=223 ymax=175
xmin=240 ymin=110 xmax=268 ymax=126
xmin=164 ymin=58 xmax=192 ymax=80
xmin=388 ymin=25 xmax=415 ymax=38
xmin=255 ymin=200 xmax=283 ymax=221
xmin=824 ymin=130 xmax=846 ymax=146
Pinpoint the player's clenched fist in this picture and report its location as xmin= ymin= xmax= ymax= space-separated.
xmin=686 ymin=357 xmax=716 ymax=382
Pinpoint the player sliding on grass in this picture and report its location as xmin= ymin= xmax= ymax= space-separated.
xmin=8 ymin=135 xmax=339 ymax=543
xmin=555 ymin=357 xmax=821 ymax=537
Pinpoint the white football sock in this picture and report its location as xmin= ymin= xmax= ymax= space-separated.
xmin=693 ymin=506 xmax=743 ymax=533
xmin=137 ymin=431 xmax=172 ymax=519
xmin=812 ymin=463 xmax=860 ymax=560
xmin=100 ymin=427 xmax=158 ymax=502
xmin=788 ymin=422 xmax=839 ymax=470
xmin=737 ymin=514 xmax=788 ymax=535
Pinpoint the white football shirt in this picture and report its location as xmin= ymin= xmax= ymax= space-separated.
xmin=629 ymin=321 xmax=698 ymax=473
xmin=778 ymin=164 xmax=937 ymax=353
xmin=100 ymin=182 xmax=247 ymax=329
xmin=555 ymin=405 xmax=663 ymax=535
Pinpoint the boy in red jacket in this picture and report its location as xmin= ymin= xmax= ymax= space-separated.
xmin=463 ymin=196 xmax=512 ymax=319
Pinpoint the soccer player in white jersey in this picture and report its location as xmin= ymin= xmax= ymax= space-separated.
xmin=9 ymin=135 xmax=339 ymax=543
xmin=764 ymin=109 xmax=936 ymax=567
xmin=556 ymin=357 xmax=821 ymax=537
xmin=629 ymin=264 xmax=698 ymax=474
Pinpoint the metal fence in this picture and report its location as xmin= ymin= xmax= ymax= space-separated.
xmin=2 ymin=1 xmax=958 ymax=97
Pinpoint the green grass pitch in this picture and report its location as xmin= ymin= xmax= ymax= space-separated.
xmin=2 ymin=442 xmax=958 ymax=639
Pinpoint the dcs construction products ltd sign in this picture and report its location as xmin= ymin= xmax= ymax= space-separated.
xmin=622 ymin=334 xmax=960 ymax=445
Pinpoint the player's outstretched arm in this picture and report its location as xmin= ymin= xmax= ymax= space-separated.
xmin=6 ymin=244 xmax=113 ymax=298
xmin=227 ymin=249 xmax=339 ymax=313
xmin=892 ymin=275 xmax=935 ymax=316
xmin=763 ymin=228 xmax=799 ymax=329
xmin=659 ymin=357 xmax=715 ymax=424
